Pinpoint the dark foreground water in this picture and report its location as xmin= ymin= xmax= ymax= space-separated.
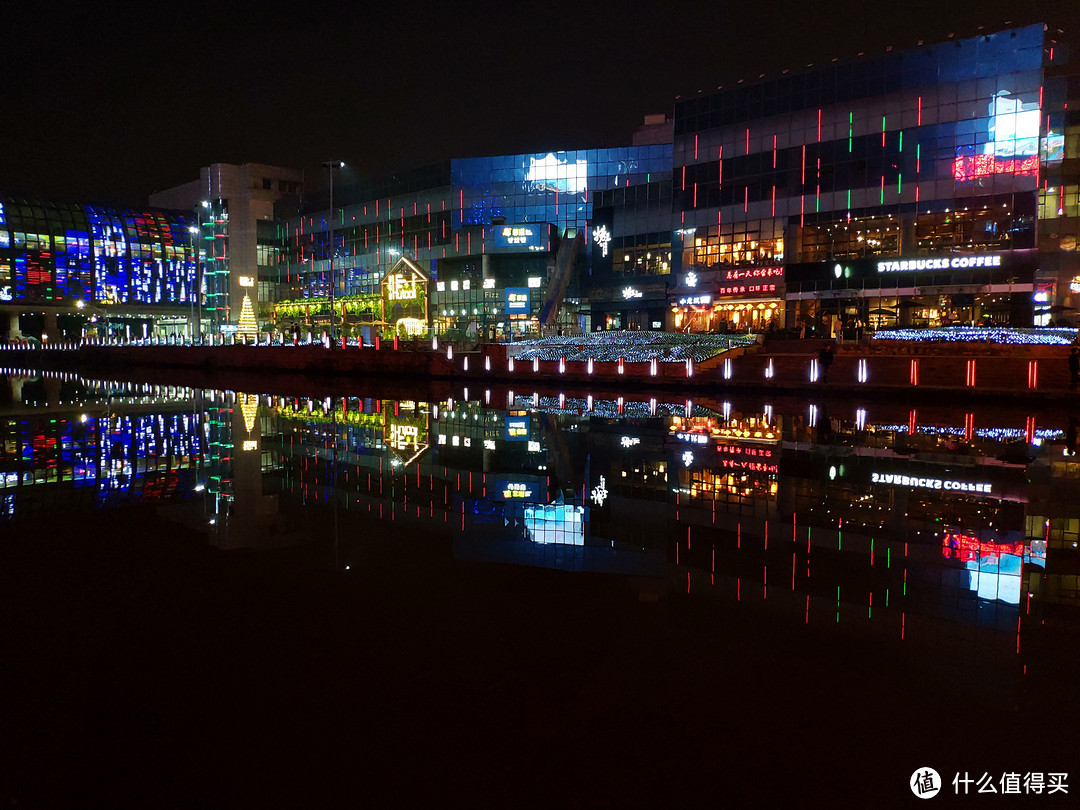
xmin=2 ymin=368 xmax=1079 ymax=807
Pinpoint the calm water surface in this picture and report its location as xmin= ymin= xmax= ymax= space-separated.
xmin=2 ymin=368 xmax=1078 ymax=806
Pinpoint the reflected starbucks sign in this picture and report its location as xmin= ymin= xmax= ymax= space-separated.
xmin=871 ymin=471 xmax=993 ymax=494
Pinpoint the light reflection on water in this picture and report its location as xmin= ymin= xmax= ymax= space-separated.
xmin=3 ymin=367 xmax=1080 ymax=683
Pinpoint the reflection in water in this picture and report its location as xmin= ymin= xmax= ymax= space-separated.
xmin=4 ymin=367 xmax=1080 ymax=685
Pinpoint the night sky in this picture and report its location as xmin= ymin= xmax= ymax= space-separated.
xmin=2 ymin=0 xmax=1078 ymax=207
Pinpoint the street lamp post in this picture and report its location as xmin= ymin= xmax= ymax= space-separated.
xmin=323 ymin=161 xmax=345 ymax=346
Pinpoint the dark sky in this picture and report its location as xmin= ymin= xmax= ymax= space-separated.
xmin=2 ymin=0 xmax=1078 ymax=207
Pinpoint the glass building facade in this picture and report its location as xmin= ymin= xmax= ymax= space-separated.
xmin=672 ymin=23 xmax=1080 ymax=333
xmin=0 ymin=196 xmax=199 ymax=340
xmin=276 ymin=145 xmax=672 ymax=338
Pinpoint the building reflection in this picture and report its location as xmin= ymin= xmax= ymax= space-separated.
xmin=7 ymin=368 xmax=1080 ymax=677
xmin=0 ymin=370 xmax=202 ymax=523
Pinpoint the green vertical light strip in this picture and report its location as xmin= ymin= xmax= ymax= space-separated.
xmin=848 ymin=111 xmax=854 ymax=152
xmin=836 ymin=586 xmax=841 ymax=623
xmin=898 ymin=173 xmax=902 ymax=195
xmin=887 ymin=547 xmax=891 ymax=568
xmin=885 ymin=588 xmax=890 ymax=607
xmin=899 ymin=130 xmax=903 ymax=151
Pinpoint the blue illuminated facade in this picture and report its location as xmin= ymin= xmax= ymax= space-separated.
xmin=0 ymin=195 xmax=198 ymax=340
xmin=277 ymin=145 xmax=672 ymax=337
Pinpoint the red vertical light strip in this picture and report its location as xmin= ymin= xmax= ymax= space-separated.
xmin=744 ymin=187 xmax=748 ymax=212
xmin=693 ymin=183 xmax=697 ymax=208
xmin=681 ymin=165 xmax=686 ymax=191
xmin=817 ymin=108 xmax=822 ymax=141
xmin=694 ymin=134 xmax=698 ymax=160
xmin=745 ymin=127 xmax=749 ymax=154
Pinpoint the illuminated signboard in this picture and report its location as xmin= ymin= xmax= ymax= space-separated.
xmin=953 ymin=92 xmax=1050 ymax=182
xmin=622 ymin=287 xmax=643 ymax=299
xmin=526 ymin=153 xmax=588 ymax=195
xmin=386 ymin=273 xmax=419 ymax=301
xmin=715 ymin=443 xmax=778 ymax=473
xmin=387 ymin=423 xmax=420 ymax=451
xmin=870 ymin=472 xmax=992 ymax=494
xmin=504 ymin=288 xmax=530 ymax=313
xmin=503 ymin=226 xmax=534 ymax=245
xmin=593 ymin=225 xmax=611 ymax=258
xmin=716 ymin=283 xmax=777 ymax=296
xmin=725 ymin=267 xmax=783 ymax=280
xmin=523 ymin=503 xmax=585 ymax=545
xmin=238 ymin=275 xmax=255 ymax=288
xmin=685 ymin=271 xmax=698 ymax=287
xmin=676 ymin=432 xmax=709 ymax=445
xmin=876 ymin=255 xmax=1002 ymax=273
xmin=241 ymin=439 xmax=258 ymax=452
xmin=0 ymin=286 xmax=11 ymax=302
xmin=492 ymin=224 xmax=549 ymax=253
xmin=677 ymin=295 xmax=713 ymax=306
xmin=491 ymin=480 xmax=539 ymax=501
xmin=940 ymin=530 xmax=1043 ymax=605
xmin=1070 ymin=277 xmax=1080 ymax=294
xmin=504 ymin=415 xmax=530 ymax=441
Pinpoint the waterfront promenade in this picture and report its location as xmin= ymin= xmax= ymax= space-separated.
xmin=2 ymin=329 xmax=1077 ymax=402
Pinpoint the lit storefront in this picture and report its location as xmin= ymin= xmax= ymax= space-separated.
xmin=669 ymin=413 xmax=781 ymax=513
xmin=668 ymin=267 xmax=784 ymax=333
xmin=587 ymin=280 xmax=669 ymax=331
xmin=784 ymin=250 xmax=1039 ymax=332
